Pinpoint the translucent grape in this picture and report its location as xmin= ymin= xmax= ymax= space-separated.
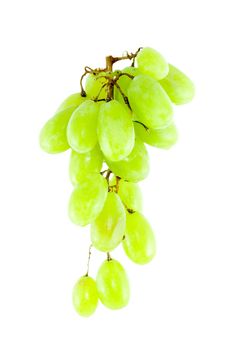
xmin=68 ymin=173 xmax=108 ymax=226
xmin=56 ymin=93 xmax=86 ymax=112
xmin=128 ymin=75 xmax=173 ymax=129
xmin=96 ymin=259 xmax=130 ymax=310
xmin=106 ymin=138 xmax=149 ymax=182
xmin=123 ymin=212 xmax=156 ymax=264
xmin=91 ymin=192 xmax=126 ymax=252
xmin=72 ymin=276 xmax=98 ymax=317
xmin=40 ymin=105 xmax=77 ymax=154
xmin=67 ymin=100 xmax=99 ymax=153
xmin=97 ymin=100 xmax=134 ymax=161
xmin=114 ymin=66 xmax=139 ymax=104
xmin=85 ymin=73 xmax=107 ymax=99
xmin=110 ymin=177 xmax=142 ymax=212
xmin=135 ymin=122 xmax=178 ymax=149
xmin=69 ymin=145 xmax=103 ymax=186
xmin=159 ymin=64 xmax=195 ymax=105
xmin=136 ymin=47 xmax=169 ymax=80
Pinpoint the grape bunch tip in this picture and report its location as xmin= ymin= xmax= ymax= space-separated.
xmin=39 ymin=46 xmax=195 ymax=317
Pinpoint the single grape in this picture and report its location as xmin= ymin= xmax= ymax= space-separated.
xmin=128 ymin=75 xmax=173 ymax=129
xmin=85 ymin=73 xmax=107 ymax=100
xmin=96 ymin=259 xmax=130 ymax=310
xmin=69 ymin=145 xmax=103 ymax=186
xmin=159 ymin=64 xmax=195 ymax=105
xmin=134 ymin=122 xmax=178 ymax=149
xmin=39 ymin=105 xmax=77 ymax=154
xmin=67 ymin=100 xmax=99 ymax=153
xmin=111 ymin=177 xmax=143 ymax=212
xmin=68 ymin=173 xmax=108 ymax=226
xmin=97 ymin=100 xmax=135 ymax=161
xmin=136 ymin=47 xmax=169 ymax=80
xmin=72 ymin=276 xmax=98 ymax=317
xmin=123 ymin=212 xmax=156 ymax=264
xmin=91 ymin=192 xmax=126 ymax=252
xmin=106 ymin=138 xmax=149 ymax=182
xmin=56 ymin=93 xmax=86 ymax=112
xmin=114 ymin=66 xmax=139 ymax=104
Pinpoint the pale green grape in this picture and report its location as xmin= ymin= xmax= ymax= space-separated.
xmin=68 ymin=173 xmax=108 ymax=226
xmin=134 ymin=122 xmax=178 ymax=149
xmin=85 ymin=73 xmax=107 ymax=99
xmin=123 ymin=212 xmax=156 ymax=264
xmin=111 ymin=177 xmax=142 ymax=212
xmin=136 ymin=47 xmax=169 ymax=80
xmin=96 ymin=259 xmax=130 ymax=310
xmin=40 ymin=105 xmax=77 ymax=154
xmin=67 ymin=100 xmax=99 ymax=153
xmin=97 ymin=100 xmax=134 ymax=161
xmin=128 ymin=75 xmax=173 ymax=129
xmin=106 ymin=138 xmax=149 ymax=182
xmin=91 ymin=192 xmax=126 ymax=252
xmin=56 ymin=93 xmax=86 ymax=112
xmin=73 ymin=276 xmax=98 ymax=317
xmin=69 ymin=145 xmax=103 ymax=186
xmin=159 ymin=64 xmax=195 ymax=104
xmin=114 ymin=66 xmax=139 ymax=104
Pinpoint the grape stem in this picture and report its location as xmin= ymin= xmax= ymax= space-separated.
xmin=133 ymin=120 xmax=149 ymax=131
xmin=85 ymin=244 xmax=92 ymax=277
xmin=107 ymin=252 xmax=112 ymax=261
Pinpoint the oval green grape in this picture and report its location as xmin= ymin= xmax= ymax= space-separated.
xmin=159 ymin=64 xmax=195 ymax=105
xmin=106 ymin=138 xmax=149 ymax=182
xmin=67 ymin=100 xmax=99 ymax=153
xmin=73 ymin=276 xmax=98 ymax=317
xmin=85 ymin=73 xmax=107 ymax=99
xmin=98 ymin=100 xmax=135 ymax=161
xmin=136 ymin=47 xmax=169 ymax=80
xmin=68 ymin=173 xmax=108 ymax=226
xmin=39 ymin=105 xmax=77 ymax=154
xmin=128 ymin=75 xmax=173 ymax=129
xmin=96 ymin=259 xmax=130 ymax=310
xmin=56 ymin=92 xmax=86 ymax=112
xmin=123 ymin=212 xmax=156 ymax=264
xmin=69 ymin=145 xmax=103 ymax=186
xmin=135 ymin=122 xmax=178 ymax=149
xmin=91 ymin=192 xmax=126 ymax=252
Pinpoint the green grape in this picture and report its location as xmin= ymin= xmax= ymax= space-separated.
xmin=69 ymin=145 xmax=103 ymax=186
xmin=128 ymin=75 xmax=173 ymax=129
xmin=159 ymin=64 xmax=195 ymax=105
xmin=91 ymin=192 xmax=126 ymax=252
xmin=85 ymin=73 xmax=107 ymax=99
xmin=96 ymin=259 xmax=130 ymax=310
xmin=67 ymin=100 xmax=99 ymax=153
xmin=114 ymin=66 xmax=139 ymax=104
xmin=136 ymin=47 xmax=169 ymax=80
xmin=68 ymin=173 xmax=108 ymax=226
xmin=56 ymin=93 xmax=86 ymax=112
xmin=123 ymin=212 xmax=156 ymax=264
xmin=73 ymin=276 xmax=98 ymax=317
xmin=110 ymin=177 xmax=142 ymax=212
xmin=40 ymin=105 xmax=77 ymax=154
xmin=106 ymin=138 xmax=149 ymax=182
xmin=97 ymin=100 xmax=134 ymax=161
xmin=134 ymin=122 xmax=178 ymax=149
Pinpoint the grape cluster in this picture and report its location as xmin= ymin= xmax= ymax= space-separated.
xmin=40 ymin=47 xmax=195 ymax=317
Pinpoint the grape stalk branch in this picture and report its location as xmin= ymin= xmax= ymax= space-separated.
xmin=40 ymin=47 xmax=195 ymax=317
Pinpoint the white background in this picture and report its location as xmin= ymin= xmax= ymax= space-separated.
xmin=0 ymin=0 xmax=233 ymax=349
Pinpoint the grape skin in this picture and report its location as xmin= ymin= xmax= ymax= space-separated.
xmin=68 ymin=173 xmax=108 ymax=226
xmin=72 ymin=276 xmax=98 ymax=317
xmin=128 ymin=75 xmax=174 ymax=129
xmin=96 ymin=259 xmax=130 ymax=310
xmin=136 ymin=47 xmax=169 ymax=80
xmin=56 ymin=92 xmax=86 ymax=112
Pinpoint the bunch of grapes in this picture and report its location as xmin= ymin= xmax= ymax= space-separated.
xmin=40 ymin=47 xmax=195 ymax=317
